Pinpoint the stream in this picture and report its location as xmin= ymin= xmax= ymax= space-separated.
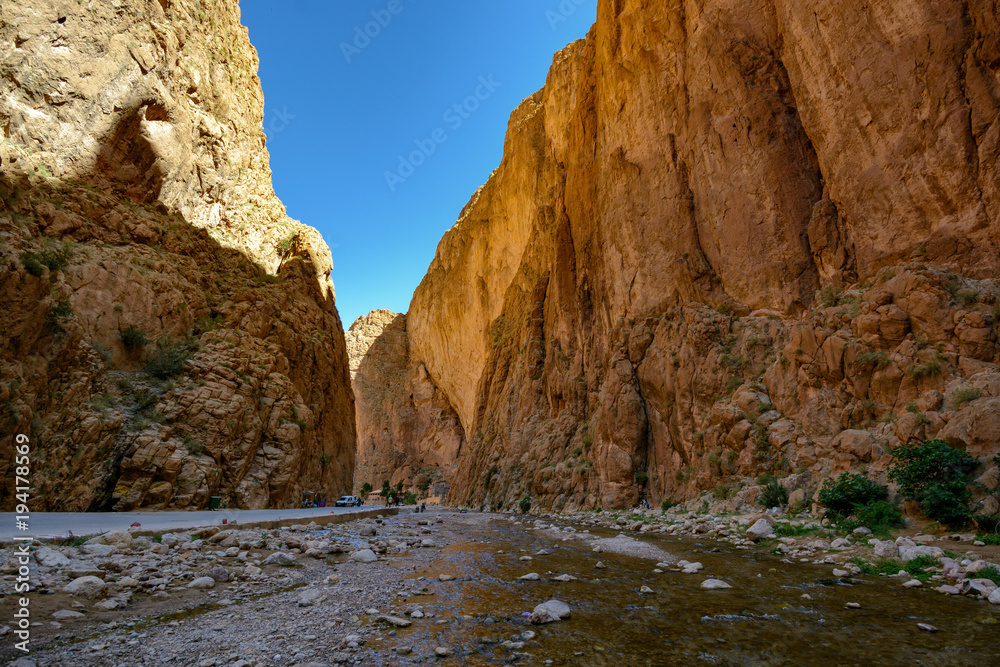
xmin=388 ymin=515 xmax=1000 ymax=666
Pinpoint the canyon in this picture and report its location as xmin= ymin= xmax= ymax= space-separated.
xmin=0 ymin=0 xmax=355 ymax=510
xmin=352 ymin=0 xmax=1000 ymax=513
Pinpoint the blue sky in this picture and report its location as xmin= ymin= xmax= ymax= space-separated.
xmin=240 ymin=0 xmax=598 ymax=327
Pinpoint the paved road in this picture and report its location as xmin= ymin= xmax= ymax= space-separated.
xmin=0 ymin=506 xmax=391 ymax=541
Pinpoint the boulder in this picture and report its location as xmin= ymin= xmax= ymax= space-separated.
xmin=746 ymin=519 xmax=775 ymax=541
xmin=529 ymin=599 xmax=571 ymax=624
xmin=63 ymin=576 xmax=106 ymax=598
xmin=349 ymin=549 xmax=377 ymax=563
xmin=187 ymin=577 xmax=216 ymax=589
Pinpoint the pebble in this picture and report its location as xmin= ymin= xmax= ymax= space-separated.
xmin=519 ymin=573 xmax=540 ymax=581
xmin=639 ymin=585 xmax=655 ymax=594
xmin=434 ymin=647 xmax=453 ymax=657
xmin=845 ymin=602 xmax=861 ymax=609
xmin=700 ymin=579 xmax=732 ymax=590
xmin=917 ymin=623 xmax=938 ymax=633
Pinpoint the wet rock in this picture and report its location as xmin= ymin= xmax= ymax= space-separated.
xmin=989 ymin=589 xmax=1000 ymax=605
xmin=845 ymin=602 xmax=861 ymax=609
xmin=518 ymin=573 xmax=540 ymax=581
xmin=701 ymin=579 xmax=732 ymax=590
xmin=529 ymin=599 xmax=571 ymax=624
xmin=595 ymin=561 xmax=606 ymax=569
xmin=551 ymin=574 xmax=576 ymax=582
xmin=918 ymin=623 xmax=938 ymax=633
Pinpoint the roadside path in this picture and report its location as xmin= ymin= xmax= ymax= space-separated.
xmin=0 ymin=505 xmax=397 ymax=541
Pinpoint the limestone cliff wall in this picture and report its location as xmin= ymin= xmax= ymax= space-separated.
xmin=397 ymin=0 xmax=1000 ymax=511
xmin=0 ymin=0 xmax=356 ymax=510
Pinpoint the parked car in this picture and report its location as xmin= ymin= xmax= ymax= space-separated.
xmin=335 ymin=495 xmax=357 ymax=507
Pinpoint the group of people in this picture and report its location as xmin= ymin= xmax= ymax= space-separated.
xmin=301 ymin=494 xmax=328 ymax=508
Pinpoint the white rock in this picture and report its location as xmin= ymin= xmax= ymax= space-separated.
xmin=639 ymin=585 xmax=655 ymax=594
xmin=187 ymin=577 xmax=216 ymax=589
xmin=349 ymin=549 xmax=377 ymax=563
xmin=52 ymin=610 xmax=85 ymax=620
xmin=701 ymin=579 xmax=732 ymax=590
xmin=873 ymin=540 xmax=899 ymax=559
xmin=831 ymin=538 xmax=851 ymax=549
xmin=296 ymin=588 xmax=324 ymax=607
xmin=529 ymin=599 xmax=571 ymax=624
xmin=746 ymin=519 xmax=775 ymax=541
xmin=94 ymin=599 xmax=120 ymax=611
xmin=901 ymin=546 xmax=944 ymax=562
xmin=63 ymin=576 xmax=106 ymax=598
xmin=262 ymin=552 xmax=297 ymax=566
xmin=34 ymin=547 xmax=70 ymax=567
xmin=551 ymin=574 xmax=577 ymax=582
xmin=903 ymin=579 xmax=923 ymax=588
xmin=80 ymin=544 xmax=114 ymax=557
xmin=832 ymin=569 xmax=849 ymax=577
xmin=989 ymin=588 xmax=1000 ymax=605
xmin=518 ymin=573 xmax=540 ymax=581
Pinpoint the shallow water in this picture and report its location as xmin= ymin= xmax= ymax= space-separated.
xmin=387 ymin=517 xmax=1000 ymax=666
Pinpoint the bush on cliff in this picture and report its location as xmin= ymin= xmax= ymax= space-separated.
xmin=889 ymin=439 xmax=979 ymax=527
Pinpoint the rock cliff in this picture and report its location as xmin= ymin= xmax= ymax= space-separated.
xmin=364 ymin=0 xmax=1000 ymax=511
xmin=0 ymin=0 xmax=355 ymax=510
xmin=346 ymin=310 xmax=462 ymax=497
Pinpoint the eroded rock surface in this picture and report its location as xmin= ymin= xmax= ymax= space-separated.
xmin=360 ymin=0 xmax=1000 ymax=511
xmin=0 ymin=0 xmax=355 ymax=509
xmin=346 ymin=310 xmax=462 ymax=495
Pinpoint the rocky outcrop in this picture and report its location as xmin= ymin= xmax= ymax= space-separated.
xmin=0 ymin=0 xmax=355 ymax=510
xmin=392 ymin=0 xmax=1000 ymax=511
xmin=346 ymin=310 xmax=462 ymax=496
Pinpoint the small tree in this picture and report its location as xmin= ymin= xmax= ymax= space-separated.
xmin=889 ymin=439 xmax=979 ymax=527
xmin=519 ymin=497 xmax=531 ymax=514
xmin=360 ymin=482 xmax=373 ymax=497
xmin=379 ymin=480 xmax=391 ymax=498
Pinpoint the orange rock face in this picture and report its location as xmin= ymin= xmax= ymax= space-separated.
xmin=386 ymin=0 xmax=1000 ymax=510
xmin=346 ymin=310 xmax=463 ymax=497
xmin=0 ymin=0 xmax=355 ymax=510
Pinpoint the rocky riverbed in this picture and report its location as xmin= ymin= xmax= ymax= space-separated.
xmin=1 ymin=508 xmax=999 ymax=666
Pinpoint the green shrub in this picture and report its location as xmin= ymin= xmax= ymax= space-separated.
xmin=888 ymin=439 xmax=979 ymax=527
xmin=360 ymin=482 xmax=373 ymax=497
xmin=907 ymin=361 xmax=942 ymax=380
xmin=856 ymin=351 xmax=891 ymax=370
xmin=20 ymin=243 xmax=73 ymax=276
xmin=181 ymin=434 xmax=204 ymax=456
xmin=45 ymin=300 xmax=74 ymax=334
xmin=817 ymin=472 xmax=889 ymax=520
xmin=404 ymin=492 xmax=417 ymax=505
xmin=950 ymin=387 xmax=982 ymax=407
xmin=661 ymin=499 xmax=678 ymax=511
xmin=978 ymin=565 xmax=1000 ymax=587
xmin=635 ymin=470 xmax=649 ymax=485
xmin=120 ymin=327 xmax=149 ymax=351
xmin=712 ymin=483 xmax=733 ymax=500
xmin=856 ymin=500 xmax=904 ymax=530
xmin=417 ymin=480 xmax=430 ymax=495
xmin=145 ymin=338 xmax=194 ymax=379
xmin=976 ymin=533 xmax=1000 ymax=546
xmin=820 ymin=285 xmax=843 ymax=308
xmin=519 ymin=497 xmax=531 ymax=514
xmin=759 ymin=476 xmax=788 ymax=509
xmin=92 ymin=341 xmax=114 ymax=364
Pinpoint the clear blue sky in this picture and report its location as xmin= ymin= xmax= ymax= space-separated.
xmin=240 ymin=0 xmax=598 ymax=327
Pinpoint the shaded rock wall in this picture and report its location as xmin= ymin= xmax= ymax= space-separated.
xmin=346 ymin=310 xmax=462 ymax=496
xmin=394 ymin=0 xmax=1000 ymax=511
xmin=0 ymin=0 xmax=355 ymax=510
